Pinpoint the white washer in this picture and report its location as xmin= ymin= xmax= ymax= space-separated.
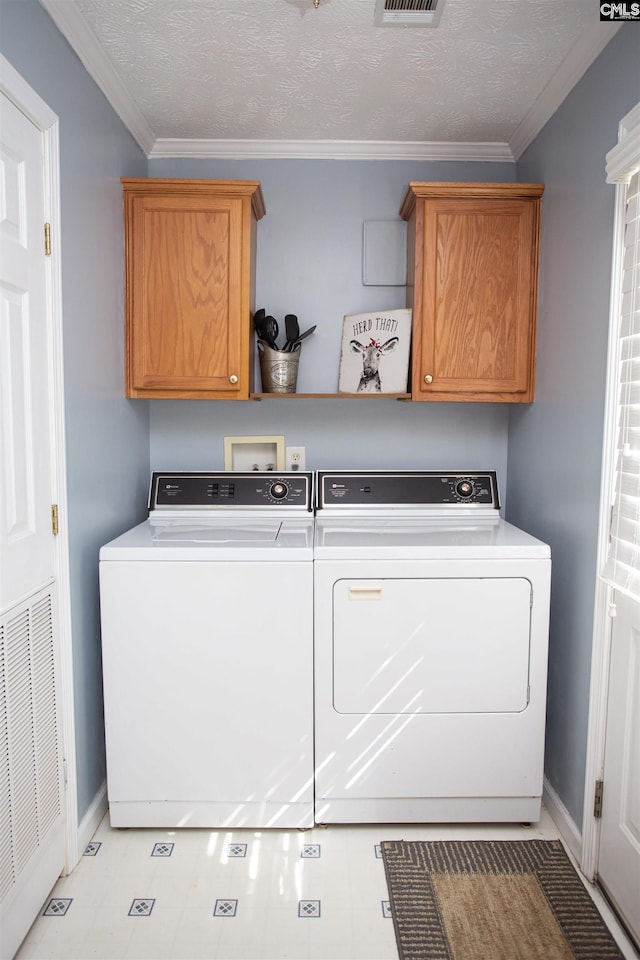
xmin=313 ymin=470 xmax=551 ymax=824
xmin=99 ymin=471 xmax=314 ymax=829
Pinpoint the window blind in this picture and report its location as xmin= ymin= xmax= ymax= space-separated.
xmin=604 ymin=169 xmax=640 ymax=601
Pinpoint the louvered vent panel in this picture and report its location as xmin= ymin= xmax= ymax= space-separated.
xmin=374 ymin=0 xmax=444 ymax=26
xmin=5 ymin=609 xmax=38 ymax=875
xmin=0 ymin=586 xmax=62 ymax=906
xmin=0 ymin=623 xmax=15 ymax=901
xmin=32 ymin=594 xmax=61 ymax=836
xmin=385 ymin=0 xmax=437 ymax=10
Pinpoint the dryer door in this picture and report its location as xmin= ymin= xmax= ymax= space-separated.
xmin=333 ymin=577 xmax=532 ymax=714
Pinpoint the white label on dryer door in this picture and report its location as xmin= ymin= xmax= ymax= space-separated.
xmin=332 ymin=577 xmax=532 ymax=714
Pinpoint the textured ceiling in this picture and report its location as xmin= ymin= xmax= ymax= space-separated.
xmin=39 ymin=0 xmax=620 ymax=159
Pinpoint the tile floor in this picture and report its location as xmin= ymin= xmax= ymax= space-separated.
xmin=16 ymin=809 xmax=638 ymax=960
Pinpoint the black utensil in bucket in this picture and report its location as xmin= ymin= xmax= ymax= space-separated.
xmin=284 ymin=314 xmax=299 ymax=351
xmin=290 ymin=325 xmax=316 ymax=349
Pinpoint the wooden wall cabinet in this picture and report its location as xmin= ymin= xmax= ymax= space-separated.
xmin=123 ymin=178 xmax=265 ymax=399
xmin=400 ymin=182 xmax=544 ymax=403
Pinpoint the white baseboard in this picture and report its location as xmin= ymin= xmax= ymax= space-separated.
xmin=77 ymin=780 xmax=108 ymax=856
xmin=543 ymin=775 xmax=582 ymax=862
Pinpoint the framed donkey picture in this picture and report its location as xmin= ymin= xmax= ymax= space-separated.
xmin=338 ymin=308 xmax=412 ymax=394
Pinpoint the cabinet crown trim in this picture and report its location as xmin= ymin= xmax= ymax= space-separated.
xmin=121 ymin=177 xmax=266 ymax=220
xmin=399 ymin=181 xmax=544 ymax=220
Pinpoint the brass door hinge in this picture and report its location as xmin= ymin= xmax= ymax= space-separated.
xmin=594 ymin=779 xmax=604 ymax=819
xmin=51 ymin=504 xmax=59 ymax=536
xmin=44 ymin=222 xmax=51 ymax=256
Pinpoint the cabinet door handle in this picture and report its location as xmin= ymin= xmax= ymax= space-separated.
xmin=229 ymin=374 xmax=238 ymax=384
xmin=424 ymin=374 xmax=433 ymax=384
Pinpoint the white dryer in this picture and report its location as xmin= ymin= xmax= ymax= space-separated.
xmin=99 ymin=472 xmax=314 ymax=829
xmin=313 ymin=470 xmax=551 ymax=824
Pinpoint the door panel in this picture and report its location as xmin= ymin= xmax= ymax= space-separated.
xmin=0 ymin=93 xmax=54 ymax=610
xmin=414 ymin=194 xmax=539 ymax=401
xmin=123 ymin=186 xmax=251 ymax=399
xmin=599 ymin=591 xmax=640 ymax=943
xmin=333 ymin=577 xmax=532 ymax=714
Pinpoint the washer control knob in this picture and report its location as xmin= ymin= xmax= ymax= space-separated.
xmin=455 ymin=479 xmax=474 ymax=499
xmin=270 ymin=481 xmax=289 ymax=500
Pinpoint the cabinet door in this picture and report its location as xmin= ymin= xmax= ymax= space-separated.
xmin=412 ymin=197 xmax=539 ymax=402
xmin=126 ymin=193 xmax=248 ymax=398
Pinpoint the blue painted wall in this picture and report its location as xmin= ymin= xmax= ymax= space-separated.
xmin=1 ymin=0 xmax=150 ymax=818
xmin=148 ymin=157 xmax=514 ymax=482
xmin=507 ymin=25 xmax=640 ymax=825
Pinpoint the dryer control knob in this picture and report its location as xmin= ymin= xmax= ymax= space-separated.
xmin=455 ymin=480 xmax=474 ymax=499
xmin=270 ymin=481 xmax=289 ymax=500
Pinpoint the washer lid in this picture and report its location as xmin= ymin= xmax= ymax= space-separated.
xmin=100 ymin=518 xmax=314 ymax=561
xmin=150 ymin=520 xmax=281 ymax=543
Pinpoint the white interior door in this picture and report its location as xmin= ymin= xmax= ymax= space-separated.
xmin=583 ymin=104 xmax=640 ymax=951
xmin=0 ymin=80 xmax=66 ymax=960
xmin=598 ymin=592 xmax=640 ymax=942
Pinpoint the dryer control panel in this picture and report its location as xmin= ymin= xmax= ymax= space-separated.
xmin=317 ymin=471 xmax=499 ymax=510
xmin=150 ymin=472 xmax=313 ymax=511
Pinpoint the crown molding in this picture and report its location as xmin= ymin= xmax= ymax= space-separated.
xmin=148 ymin=138 xmax=514 ymax=162
xmin=509 ymin=21 xmax=623 ymax=160
xmin=39 ymin=0 xmax=156 ymax=156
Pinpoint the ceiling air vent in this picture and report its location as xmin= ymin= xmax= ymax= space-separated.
xmin=374 ymin=0 xmax=445 ymax=27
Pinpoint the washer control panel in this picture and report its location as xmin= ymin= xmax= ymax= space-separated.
xmin=150 ymin=472 xmax=313 ymax=511
xmin=317 ymin=471 xmax=499 ymax=510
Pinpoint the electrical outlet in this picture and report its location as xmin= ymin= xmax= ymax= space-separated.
xmin=285 ymin=446 xmax=306 ymax=472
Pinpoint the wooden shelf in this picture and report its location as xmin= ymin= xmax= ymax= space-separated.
xmin=250 ymin=392 xmax=412 ymax=400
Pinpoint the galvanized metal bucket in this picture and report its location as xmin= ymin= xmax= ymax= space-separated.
xmin=258 ymin=341 xmax=301 ymax=393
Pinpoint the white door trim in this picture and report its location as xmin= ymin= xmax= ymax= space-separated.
xmin=0 ymin=54 xmax=78 ymax=873
xmin=581 ymin=102 xmax=640 ymax=882
xmin=580 ymin=186 xmax=624 ymax=880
